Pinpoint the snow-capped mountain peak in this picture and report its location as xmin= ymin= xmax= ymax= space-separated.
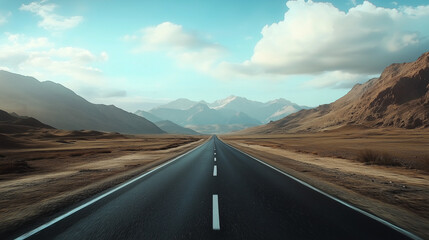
xmin=210 ymin=95 xmax=238 ymax=110
xmin=142 ymin=96 xmax=308 ymax=133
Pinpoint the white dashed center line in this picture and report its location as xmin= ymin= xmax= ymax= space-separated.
xmin=212 ymin=194 xmax=220 ymax=230
xmin=214 ymin=157 xmax=216 ymax=162
xmin=213 ymin=165 xmax=217 ymax=176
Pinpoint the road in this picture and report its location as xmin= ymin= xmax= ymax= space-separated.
xmin=13 ymin=136 xmax=418 ymax=239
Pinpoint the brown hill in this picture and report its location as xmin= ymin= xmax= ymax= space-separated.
xmin=0 ymin=109 xmax=128 ymax=149
xmin=0 ymin=71 xmax=164 ymax=134
xmin=0 ymin=110 xmax=55 ymax=149
xmin=0 ymin=109 xmax=54 ymax=134
xmin=244 ymin=52 xmax=429 ymax=134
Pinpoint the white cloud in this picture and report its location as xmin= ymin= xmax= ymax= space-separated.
xmin=304 ymin=71 xmax=374 ymax=89
xmin=0 ymin=12 xmax=11 ymax=25
xmin=0 ymin=66 xmax=11 ymax=71
xmin=89 ymin=95 xmax=170 ymax=112
xmin=20 ymin=0 xmax=83 ymax=31
xmin=401 ymin=4 xmax=429 ymax=17
xmin=79 ymin=87 xmax=127 ymax=99
xmin=139 ymin=22 xmax=207 ymax=51
xmin=221 ymin=0 xmax=429 ymax=86
xmin=0 ymin=33 xmax=107 ymax=87
xmin=125 ymin=22 xmax=226 ymax=73
xmin=100 ymin=51 xmax=109 ymax=61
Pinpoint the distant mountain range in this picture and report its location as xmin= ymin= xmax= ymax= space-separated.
xmin=242 ymin=52 xmax=429 ymax=134
xmin=0 ymin=71 xmax=164 ymax=134
xmin=0 ymin=70 xmax=308 ymax=135
xmin=136 ymin=96 xmax=308 ymax=134
xmin=154 ymin=120 xmax=200 ymax=135
xmin=157 ymin=96 xmax=308 ymax=123
xmin=134 ymin=111 xmax=201 ymax=135
xmin=135 ymin=110 xmax=163 ymax=123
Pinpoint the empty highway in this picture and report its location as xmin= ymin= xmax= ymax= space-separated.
xmin=13 ymin=136 xmax=418 ymax=239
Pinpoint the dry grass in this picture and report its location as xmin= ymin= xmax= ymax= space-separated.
xmin=0 ymin=129 xmax=208 ymax=237
xmin=358 ymin=149 xmax=401 ymax=166
xmin=223 ymin=127 xmax=429 ymax=172
xmin=0 ymin=160 xmax=32 ymax=174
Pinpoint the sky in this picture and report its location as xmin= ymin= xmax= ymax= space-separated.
xmin=1 ymin=0 xmax=429 ymax=111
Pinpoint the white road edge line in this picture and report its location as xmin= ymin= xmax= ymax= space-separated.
xmin=15 ymin=140 xmax=208 ymax=240
xmin=212 ymin=194 xmax=220 ymax=230
xmin=213 ymin=165 xmax=217 ymax=176
xmin=222 ymin=141 xmax=423 ymax=240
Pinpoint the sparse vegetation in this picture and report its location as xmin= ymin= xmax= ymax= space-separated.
xmin=422 ymin=158 xmax=429 ymax=172
xmin=404 ymin=157 xmax=429 ymax=172
xmin=221 ymin=128 xmax=429 ymax=172
xmin=357 ymin=150 xmax=429 ymax=171
xmin=358 ymin=149 xmax=401 ymax=166
xmin=0 ymin=160 xmax=32 ymax=174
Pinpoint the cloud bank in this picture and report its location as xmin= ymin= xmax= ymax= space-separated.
xmin=0 ymin=33 xmax=107 ymax=86
xmin=124 ymin=22 xmax=226 ymax=73
xmin=20 ymin=0 xmax=83 ymax=31
xmin=0 ymin=12 xmax=11 ymax=25
xmin=219 ymin=0 xmax=429 ymax=87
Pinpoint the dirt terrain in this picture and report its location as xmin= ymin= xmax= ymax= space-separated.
xmin=0 ymin=129 xmax=208 ymax=237
xmin=221 ymin=128 xmax=429 ymax=239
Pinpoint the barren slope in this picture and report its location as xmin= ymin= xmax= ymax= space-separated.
xmin=244 ymin=52 xmax=429 ymax=134
xmin=0 ymin=71 xmax=164 ymax=134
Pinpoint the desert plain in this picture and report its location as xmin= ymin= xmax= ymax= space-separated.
xmin=1 ymin=122 xmax=428 ymax=238
xmin=0 ymin=128 xmax=208 ymax=237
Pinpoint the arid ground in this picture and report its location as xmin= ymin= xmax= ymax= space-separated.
xmin=2 ymin=126 xmax=428 ymax=238
xmin=0 ymin=129 xmax=208 ymax=236
xmin=221 ymin=127 xmax=429 ymax=238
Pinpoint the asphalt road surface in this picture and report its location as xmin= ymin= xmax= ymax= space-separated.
xmin=13 ymin=136 xmax=419 ymax=240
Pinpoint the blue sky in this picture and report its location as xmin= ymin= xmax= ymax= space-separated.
xmin=1 ymin=0 xmax=429 ymax=111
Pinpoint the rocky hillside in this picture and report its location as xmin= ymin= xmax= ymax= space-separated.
xmin=245 ymin=52 xmax=429 ymax=134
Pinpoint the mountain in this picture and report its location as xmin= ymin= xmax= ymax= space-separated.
xmin=135 ymin=110 xmax=163 ymax=123
xmin=0 ymin=109 xmax=53 ymax=149
xmin=134 ymin=109 xmax=201 ymax=134
xmin=158 ymin=102 xmax=260 ymax=126
xmin=156 ymin=98 xmax=199 ymax=110
xmin=152 ymin=96 xmax=307 ymax=124
xmin=154 ymin=120 xmax=200 ymax=135
xmin=209 ymin=96 xmax=308 ymax=122
xmin=149 ymin=102 xmax=261 ymax=134
xmin=0 ymin=109 xmax=54 ymax=134
xmin=209 ymin=96 xmax=251 ymax=109
xmin=149 ymin=107 xmax=190 ymax=126
xmin=0 ymin=109 xmax=55 ymax=149
xmin=0 ymin=71 xmax=164 ymax=134
xmin=243 ymin=52 xmax=429 ymax=134
xmin=140 ymin=96 xmax=307 ymax=134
